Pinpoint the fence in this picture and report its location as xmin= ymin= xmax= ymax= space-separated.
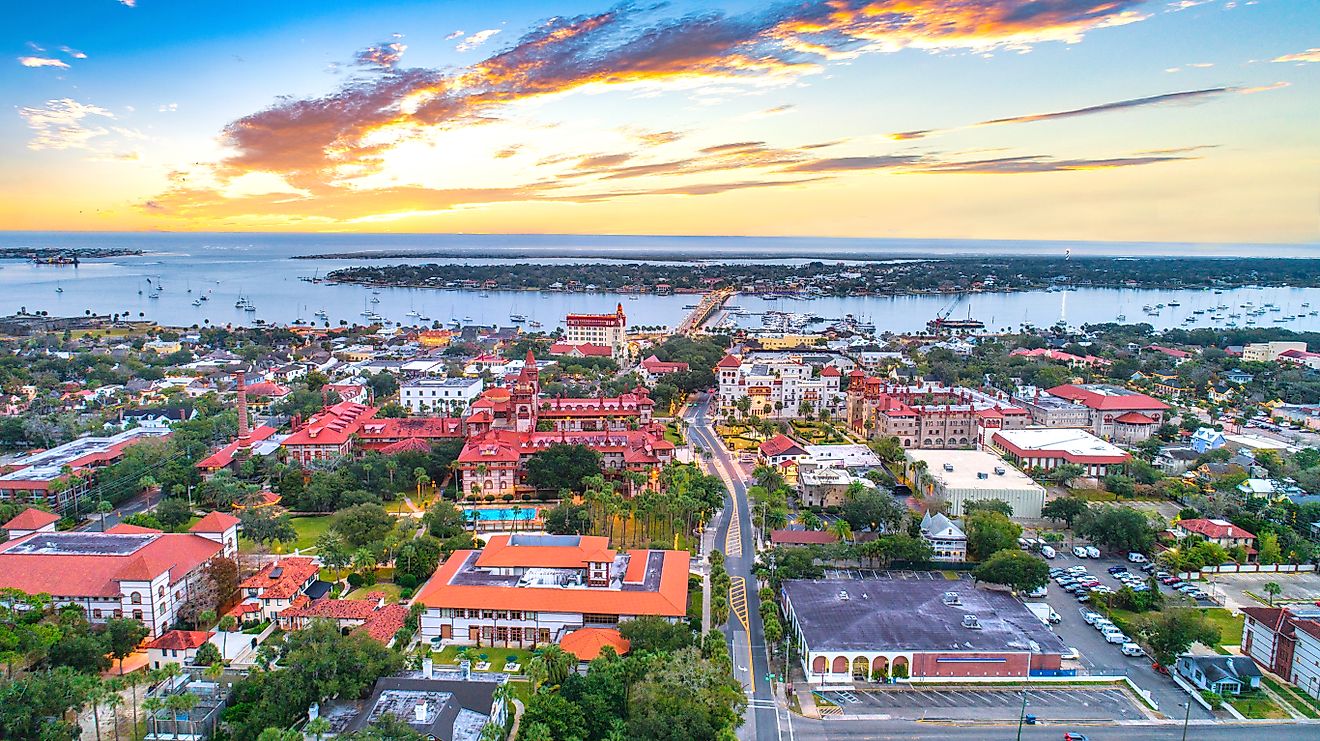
xmin=1180 ymin=563 xmax=1317 ymax=580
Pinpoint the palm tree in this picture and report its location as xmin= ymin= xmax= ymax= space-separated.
xmin=827 ymin=518 xmax=853 ymax=543
xmin=97 ymin=499 xmax=113 ymax=531
xmin=525 ymin=656 xmax=549 ymax=692
xmin=479 ymin=721 xmax=505 ymax=741
xmin=166 ymin=692 xmax=198 ymax=740
xmin=104 ymin=679 xmax=126 ymax=741
xmin=800 ymin=511 xmax=823 ymax=530
xmin=306 ymin=716 xmax=332 ymax=741
xmin=89 ymin=680 xmax=110 ymax=741
xmin=123 ymin=670 xmax=144 ymax=741
xmin=141 ymin=697 xmax=164 ymax=739
xmin=538 ymin=645 xmax=574 ymax=686
xmin=218 ymin=615 xmax=237 ymax=658
xmin=492 ymin=682 xmax=512 ymax=717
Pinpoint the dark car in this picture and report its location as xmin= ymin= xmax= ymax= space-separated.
xmin=1063 ymin=733 xmax=1090 ymax=741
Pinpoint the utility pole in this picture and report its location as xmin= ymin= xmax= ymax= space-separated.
xmin=1181 ymin=701 xmax=1192 ymax=741
xmin=1015 ymin=689 xmax=1029 ymax=741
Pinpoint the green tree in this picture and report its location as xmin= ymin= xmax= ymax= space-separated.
xmin=962 ymin=498 xmax=1013 ymax=517
xmin=626 ymin=646 xmax=746 ymax=741
xmin=1077 ymin=506 xmax=1154 ymax=554
xmin=104 ymin=617 xmax=150 ymax=675
xmin=1047 ymin=463 xmax=1086 ymax=487
xmin=333 ymin=503 xmax=396 ymax=547
xmin=964 ymin=510 xmax=1022 ymax=561
xmin=973 ymin=550 xmax=1049 ymax=593
xmin=1040 ymin=497 xmax=1089 ymax=529
xmin=1257 ymin=531 xmax=1282 ymax=565
xmin=525 ymin=444 xmax=604 ymax=492
xmin=194 ymin=641 xmax=222 ymax=668
xmin=1263 ymin=581 xmax=1283 ymax=606
xmin=841 ymin=488 xmax=904 ymax=533
xmin=543 ymin=502 xmax=593 ymax=535
xmin=1135 ymin=607 xmax=1221 ymax=666
xmin=240 ymin=507 xmax=297 ymax=549
xmin=618 ymin=616 xmax=693 ymax=654
xmin=154 ymin=498 xmax=193 ymax=531
xmin=422 ymin=500 xmax=465 ymax=538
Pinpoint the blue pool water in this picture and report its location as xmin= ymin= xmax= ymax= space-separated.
xmin=464 ymin=507 xmax=537 ymax=521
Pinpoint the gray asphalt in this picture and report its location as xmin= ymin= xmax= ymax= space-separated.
xmin=687 ymin=394 xmax=782 ymax=741
xmin=788 ymin=719 xmax=1306 ymax=740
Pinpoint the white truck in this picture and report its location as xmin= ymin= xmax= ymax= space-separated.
xmin=1026 ymin=602 xmax=1061 ymax=625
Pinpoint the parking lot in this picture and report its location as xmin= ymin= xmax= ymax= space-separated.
xmin=822 ymin=568 xmax=956 ymax=581
xmin=1036 ymin=550 xmax=1215 ymax=720
xmin=819 ymin=687 xmax=1143 ymax=721
xmin=1202 ymin=570 xmax=1320 ymax=611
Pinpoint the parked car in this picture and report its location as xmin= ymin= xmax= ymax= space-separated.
xmin=1028 ymin=585 xmax=1048 ymax=598
xmin=1105 ymin=631 xmax=1129 ymax=645
xmin=1076 ymin=593 xmax=1091 ymax=602
xmin=1128 ymin=552 xmax=1147 ymax=563
xmin=1063 ymin=733 xmax=1090 ymax=741
xmin=1086 ymin=546 xmax=1101 ymax=558
xmin=1062 ymin=647 xmax=1080 ymax=661
xmin=1121 ymin=643 xmax=1146 ymax=657
xmin=1041 ymin=545 xmax=1057 ymax=559
xmin=1073 ymin=546 xmax=1089 ymax=558
xmin=1080 ymin=609 xmax=1100 ymax=624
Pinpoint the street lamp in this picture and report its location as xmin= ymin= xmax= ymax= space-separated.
xmin=1181 ymin=700 xmax=1192 ymax=741
xmin=1015 ymin=689 xmax=1029 ymax=741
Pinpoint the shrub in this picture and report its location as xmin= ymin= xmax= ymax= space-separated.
xmin=396 ymin=573 xmax=419 ymax=589
xmin=892 ymin=663 xmax=908 ymax=679
xmin=1201 ymin=690 xmax=1223 ymax=710
xmin=399 ymin=588 xmax=414 ymax=600
xmin=347 ymin=573 xmax=365 ymax=588
xmin=871 ymin=665 xmax=888 ymax=682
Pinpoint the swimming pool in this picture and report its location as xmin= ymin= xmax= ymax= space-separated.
xmin=464 ymin=507 xmax=537 ymax=522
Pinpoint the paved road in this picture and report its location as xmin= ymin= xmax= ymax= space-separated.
xmin=687 ymin=393 xmax=784 ymax=741
xmin=1040 ymin=552 xmax=1214 ymax=720
xmin=74 ymin=486 xmax=157 ymax=532
xmin=788 ymin=719 xmax=1303 ymax=740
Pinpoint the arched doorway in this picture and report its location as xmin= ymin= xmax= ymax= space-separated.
xmin=852 ymin=656 xmax=869 ymax=680
xmin=871 ymin=656 xmax=888 ymax=680
xmin=812 ymin=656 xmax=826 ymax=674
xmin=892 ymin=656 xmax=909 ymax=679
xmin=832 ymin=656 xmax=848 ymax=674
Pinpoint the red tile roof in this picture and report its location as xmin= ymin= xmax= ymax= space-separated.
xmin=106 ymin=523 xmax=163 ymax=534
xmin=0 ymin=532 xmax=224 ymax=597
xmin=190 ymin=511 xmax=240 ymax=533
xmin=147 ymin=630 xmax=213 ymax=651
xmin=356 ymin=603 xmax=409 ymax=643
xmin=770 ymin=529 xmax=838 ymax=545
xmin=196 ymin=424 xmax=279 ymax=470
xmin=239 ymin=556 xmax=319 ymax=600
xmin=1114 ymin=412 xmax=1157 ymax=424
xmin=358 ymin=417 xmax=464 ymax=443
xmin=820 ymin=365 xmax=841 ymax=377
xmin=282 ymin=402 xmax=377 ymax=447
xmin=548 ymin=343 xmax=614 ymax=357
xmin=1177 ymin=518 xmax=1255 ymax=540
xmin=283 ymin=596 xmax=377 ymax=621
xmin=759 ymin=434 xmax=805 ymax=458
xmin=640 ymin=355 xmax=689 ymax=374
xmin=716 ymin=354 xmax=742 ymax=368
xmin=1046 ymin=384 xmax=1170 ymax=411
xmin=560 ymin=627 xmax=631 ymax=660
xmin=3 ymin=508 xmax=59 ymax=531
xmin=243 ymin=381 xmax=290 ymax=398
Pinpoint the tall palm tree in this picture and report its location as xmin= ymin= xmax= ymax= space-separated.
xmin=827 ymin=518 xmax=853 ymax=543
xmin=103 ymin=680 xmax=125 ymax=741
xmin=88 ymin=680 xmax=109 ymax=741
xmin=525 ymin=656 xmax=548 ymax=692
xmin=166 ymin=692 xmax=198 ymax=740
xmin=122 ymin=670 xmax=144 ymax=741
xmin=479 ymin=721 xmax=505 ymax=741
xmin=141 ymin=697 xmax=164 ymax=740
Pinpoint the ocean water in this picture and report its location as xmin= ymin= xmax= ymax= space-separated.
xmin=0 ymin=231 xmax=1317 ymax=333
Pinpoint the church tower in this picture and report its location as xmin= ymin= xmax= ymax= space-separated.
xmin=512 ymin=349 xmax=540 ymax=433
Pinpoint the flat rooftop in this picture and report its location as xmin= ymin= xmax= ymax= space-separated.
xmin=783 ymin=579 xmax=1067 ymax=655
xmin=405 ymin=377 xmax=483 ymax=388
xmin=905 ymin=450 xmax=1041 ymax=491
xmin=4 ymin=531 xmax=156 ymax=556
xmin=0 ymin=427 xmax=170 ymax=482
xmin=994 ymin=428 xmax=1126 ymax=458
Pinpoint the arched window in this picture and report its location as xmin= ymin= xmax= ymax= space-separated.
xmin=831 ymin=656 xmax=848 ymax=674
xmin=812 ymin=656 xmax=827 ymax=674
xmin=130 ymin=593 xmax=142 ymax=605
xmin=872 ymin=656 xmax=889 ymax=677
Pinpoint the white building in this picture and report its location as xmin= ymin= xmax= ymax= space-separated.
xmin=919 ymin=511 xmax=967 ymax=562
xmin=400 ymin=377 xmax=484 ymax=415
xmin=904 ymin=449 xmax=1046 ymax=519
xmin=990 ymin=427 xmax=1130 ymax=478
xmin=1241 ymin=606 xmax=1320 ymax=701
xmin=0 ymin=509 xmax=239 ymax=637
xmin=416 ymin=534 xmax=689 ymax=648
xmin=716 ymin=353 xmax=843 ymax=419
xmin=564 ymin=304 xmax=629 ymax=362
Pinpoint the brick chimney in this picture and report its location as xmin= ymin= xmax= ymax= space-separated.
xmin=235 ymin=370 xmax=251 ymax=446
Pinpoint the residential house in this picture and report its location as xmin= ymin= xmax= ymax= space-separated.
xmin=759 ymin=434 xmax=808 ymax=468
xmin=639 ymin=355 xmax=690 ymax=385
xmin=230 ymin=557 xmax=321 ymax=623
xmin=1175 ymin=654 xmax=1261 ymax=695
xmin=146 ymin=630 xmax=215 ymax=670
xmin=1174 ymin=519 xmax=1256 ymax=558
xmin=1191 ymin=428 xmax=1227 ymax=454
xmin=919 ymin=511 xmax=967 ymax=563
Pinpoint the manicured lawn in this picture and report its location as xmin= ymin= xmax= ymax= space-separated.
xmin=1199 ymin=608 xmax=1244 ymax=646
xmin=346 ymin=583 xmax=403 ymax=603
xmin=1228 ymin=692 xmax=1289 ymax=719
xmin=238 ymin=513 xmax=335 ymax=554
xmin=431 ymin=645 xmax=536 ymax=670
xmin=1263 ymin=676 xmax=1320 ymax=719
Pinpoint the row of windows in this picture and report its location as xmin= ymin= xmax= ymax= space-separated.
xmin=443 ymin=609 xmax=537 ymax=620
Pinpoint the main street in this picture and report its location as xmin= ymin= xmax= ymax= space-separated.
xmin=686 ymin=392 xmax=786 ymax=741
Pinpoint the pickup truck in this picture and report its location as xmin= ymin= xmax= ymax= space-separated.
xmin=1025 ymin=602 xmax=1061 ymax=625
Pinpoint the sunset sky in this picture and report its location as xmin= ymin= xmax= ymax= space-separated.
xmin=2 ymin=0 xmax=1317 ymax=243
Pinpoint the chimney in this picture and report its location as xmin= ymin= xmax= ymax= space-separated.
xmin=414 ymin=702 xmax=428 ymax=723
xmin=422 ymin=656 xmax=433 ymax=678
xmin=235 ymin=370 xmax=251 ymax=446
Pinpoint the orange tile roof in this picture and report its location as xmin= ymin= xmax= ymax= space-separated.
xmin=561 ymin=627 xmax=630 ymax=660
xmin=416 ymin=549 xmax=690 ymax=617
xmin=147 ymin=630 xmax=213 ymax=651
xmin=356 ymin=603 xmax=409 ymax=643
xmin=190 ymin=511 xmax=240 ymax=533
xmin=3 ymin=508 xmax=59 ymax=531
xmin=475 ymin=534 xmax=615 ymax=568
xmin=106 ymin=523 xmax=162 ymax=534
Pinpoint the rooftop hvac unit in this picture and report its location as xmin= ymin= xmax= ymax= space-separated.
xmin=976 ymin=472 xmax=989 ymax=480
xmin=962 ymin=615 xmax=982 ymax=630
xmin=994 ymin=467 xmax=1006 ymax=475
xmin=943 ymin=463 xmax=955 ymax=472
xmin=837 ymin=590 xmax=850 ymax=601
xmin=941 ymin=591 xmax=961 ymax=606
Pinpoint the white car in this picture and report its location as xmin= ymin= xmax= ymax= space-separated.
xmin=1028 ymin=585 xmax=1048 ymax=598
xmin=1121 ymin=643 xmax=1145 ymax=657
xmin=1080 ymin=609 xmax=1100 ymax=625
xmin=1062 ymin=647 xmax=1080 ymax=661
xmin=1105 ymin=632 xmax=1130 ymax=645
xmin=1086 ymin=546 xmax=1101 ymax=558
xmin=1127 ymin=552 xmax=1147 ymax=563
xmin=1073 ymin=546 xmax=1089 ymax=558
